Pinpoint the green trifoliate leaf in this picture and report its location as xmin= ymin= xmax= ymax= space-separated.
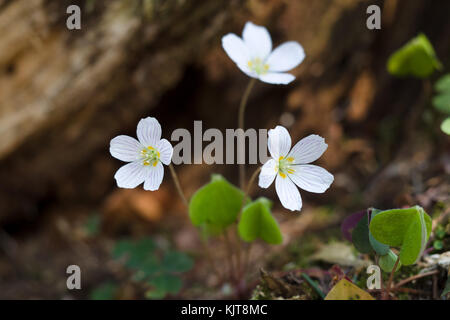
xmin=146 ymin=274 xmax=182 ymax=299
xmin=189 ymin=174 xmax=245 ymax=234
xmin=351 ymin=209 xmax=389 ymax=255
xmin=90 ymin=282 xmax=118 ymax=300
xmin=369 ymin=206 xmax=432 ymax=265
xmin=432 ymin=92 xmax=450 ymax=114
xmin=352 ymin=213 xmax=372 ymax=254
xmin=435 ymin=74 xmax=450 ymax=93
xmin=368 ymin=209 xmax=390 ymax=255
xmin=149 ymin=274 xmax=182 ymax=295
xmin=162 ymin=251 xmax=194 ymax=273
xmin=433 ymin=240 xmax=444 ymax=251
xmin=387 ymin=33 xmax=442 ymax=78
xmin=379 ymin=250 xmax=402 ymax=273
xmin=113 ymin=238 xmax=156 ymax=268
xmin=238 ymin=198 xmax=282 ymax=245
xmin=441 ymin=117 xmax=450 ymax=135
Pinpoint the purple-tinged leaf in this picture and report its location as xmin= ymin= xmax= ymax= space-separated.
xmin=341 ymin=210 xmax=366 ymax=242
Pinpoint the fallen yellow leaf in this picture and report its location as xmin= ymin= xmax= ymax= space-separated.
xmin=325 ymin=279 xmax=375 ymax=300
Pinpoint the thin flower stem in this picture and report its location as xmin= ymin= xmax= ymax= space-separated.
xmin=240 ymin=166 xmax=262 ymax=215
xmin=238 ymin=78 xmax=257 ymax=189
xmin=169 ymin=163 xmax=188 ymax=208
xmin=200 ymin=236 xmax=224 ymax=282
xmin=384 ymin=256 xmax=401 ymax=299
xmin=168 ymin=163 xmax=223 ymax=281
xmin=375 ymin=255 xmax=385 ymax=297
xmin=243 ymin=242 xmax=253 ymax=276
xmin=223 ymin=229 xmax=236 ymax=282
xmin=236 ymin=166 xmax=261 ymax=279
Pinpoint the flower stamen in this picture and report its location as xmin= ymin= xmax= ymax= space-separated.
xmin=141 ymin=146 xmax=160 ymax=167
xmin=247 ymin=57 xmax=269 ymax=75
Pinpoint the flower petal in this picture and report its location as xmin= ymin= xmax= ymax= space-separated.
xmin=288 ymin=164 xmax=334 ymax=193
xmin=259 ymin=72 xmax=295 ymax=85
xmin=110 ymin=135 xmax=143 ymax=162
xmin=243 ymin=21 xmax=272 ymax=59
xmin=137 ymin=117 xmax=161 ymax=147
xmin=222 ymin=33 xmax=251 ymax=67
xmin=266 ymin=41 xmax=305 ymax=72
xmin=143 ymin=161 xmax=164 ymax=191
xmin=288 ymin=134 xmax=328 ymax=164
xmin=114 ymin=161 xmax=149 ymax=189
xmin=258 ymin=159 xmax=277 ymax=188
xmin=157 ymin=138 xmax=173 ymax=165
xmin=268 ymin=125 xmax=291 ymax=159
xmin=275 ymin=174 xmax=302 ymax=211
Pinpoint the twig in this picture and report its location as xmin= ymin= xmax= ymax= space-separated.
xmin=432 ymin=273 xmax=438 ymax=300
xmin=394 ymin=270 xmax=439 ymax=289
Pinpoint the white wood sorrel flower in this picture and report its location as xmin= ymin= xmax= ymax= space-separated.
xmin=259 ymin=126 xmax=334 ymax=211
xmin=109 ymin=117 xmax=173 ymax=191
xmin=222 ymin=21 xmax=305 ymax=84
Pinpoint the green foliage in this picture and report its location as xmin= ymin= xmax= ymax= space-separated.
xmin=146 ymin=274 xmax=182 ymax=299
xmin=441 ymin=117 xmax=450 ymax=135
xmin=368 ymin=209 xmax=390 ymax=255
xmin=369 ymin=206 xmax=432 ymax=265
xmin=112 ymin=237 xmax=193 ymax=299
xmin=351 ymin=209 xmax=389 ymax=255
xmin=433 ymin=225 xmax=446 ymax=251
xmin=90 ymin=282 xmax=118 ymax=300
xmin=189 ymin=175 xmax=245 ymax=235
xmin=238 ymin=198 xmax=283 ymax=245
xmin=352 ymin=213 xmax=372 ymax=254
xmin=387 ymin=33 xmax=441 ymax=78
xmin=379 ymin=250 xmax=402 ymax=272
xmin=433 ymin=74 xmax=450 ymax=119
xmin=435 ymin=74 xmax=450 ymax=92
xmin=432 ymin=93 xmax=450 ymax=114
xmin=84 ymin=213 xmax=101 ymax=236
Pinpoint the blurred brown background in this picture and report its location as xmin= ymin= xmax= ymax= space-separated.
xmin=0 ymin=0 xmax=449 ymax=299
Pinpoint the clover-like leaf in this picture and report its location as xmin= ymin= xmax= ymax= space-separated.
xmin=368 ymin=209 xmax=390 ymax=256
xmin=238 ymin=198 xmax=282 ymax=245
xmin=379 ymin=250 xmax=402 ymax=273
xmin=352 ymin=213 xmax=372 ymax=254
xmin=112 ymin=237 xmax=192 ymax=299
xmin=441 ymin=117 xmax=450 ymax=135
xmin=369 ymin=206 xmax=432 ymax=265
xmin=432 ymin=93 xmax=450 ymax=114
xmin=162 ymin=251 xmax=194 ymax=273
xmin=387 ymin=33 xmax=441 ymax=78
xmin=351 ymin=209 xmax=389 ymax=255
xmin=146 ymin=274 xmax=182 ymax=299
xmin=189 ymin=174 xmax=245 ymax=234
xmin=341 ymin=210 xmax=366 ymax=242
xmin=113 ymin=238 xmax=156 ymax=269
xmin=435 ymin=74 xmax=450 ymax=93
xmin=90 ymin=282 xmax=118 ymax=300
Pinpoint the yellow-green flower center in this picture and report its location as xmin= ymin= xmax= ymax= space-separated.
xmin=141 ymin=146 xmax=160 ymax=167
xmin=276 ymin=156 xmax=295 ymax=178
xmin=247 ymin=58 xmax=270 ymax=75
